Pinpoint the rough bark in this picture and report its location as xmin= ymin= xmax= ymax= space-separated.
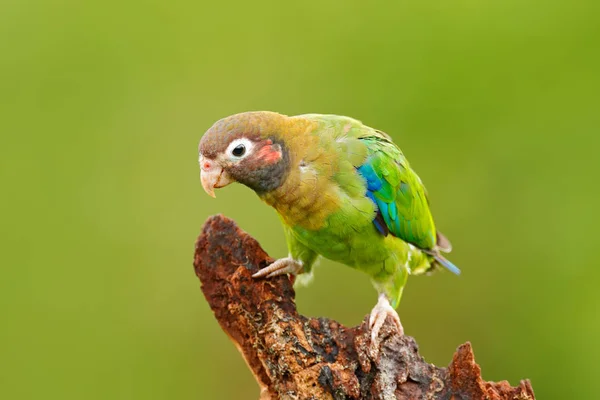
xmin=193 ymin=215 xmax=535 ymax=400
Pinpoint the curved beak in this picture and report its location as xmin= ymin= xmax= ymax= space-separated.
xmin=199 ymin=156 xmax=234 ymax=198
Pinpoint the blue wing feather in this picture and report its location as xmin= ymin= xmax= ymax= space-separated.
xmin=356 ymin=138 xmax=460 ymax=275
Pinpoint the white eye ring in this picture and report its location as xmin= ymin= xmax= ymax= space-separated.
xmin=226 ymin=138 xmax=254 ymax=160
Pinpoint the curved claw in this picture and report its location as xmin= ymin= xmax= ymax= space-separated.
xmin=252 ymin=257 xmax=303 ymax=278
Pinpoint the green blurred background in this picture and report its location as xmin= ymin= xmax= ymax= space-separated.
xmin=1 ymin=0 xmax=598 ymax=398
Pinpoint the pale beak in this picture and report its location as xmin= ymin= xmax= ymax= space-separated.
xmin=199 ymin=156 xmax=234 ymax=198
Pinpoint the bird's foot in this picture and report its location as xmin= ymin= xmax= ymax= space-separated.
xmin=252 ymin=257 xmax=303 ymax=278
xmin=368 ymin=294 xmax=403 ymax=359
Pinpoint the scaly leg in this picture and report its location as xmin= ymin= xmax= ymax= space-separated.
xmin=252 ymin=257 xmax=303 ymax=278
xmin=368 ymin=293 xmax=404 ymax=358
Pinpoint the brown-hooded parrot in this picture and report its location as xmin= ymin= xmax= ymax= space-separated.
xmin=198 ymin=111 xmax=459 ymax=355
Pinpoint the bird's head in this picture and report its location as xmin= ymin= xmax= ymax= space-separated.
xmin=198 ymin=112 xmax=291 ymax=197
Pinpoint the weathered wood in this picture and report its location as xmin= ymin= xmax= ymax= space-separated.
xmin=194 ymin=215 xmax=535 ymax=400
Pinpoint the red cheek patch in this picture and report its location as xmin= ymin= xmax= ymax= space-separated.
xmin=256 ymin=143 xmax=282 ymax=164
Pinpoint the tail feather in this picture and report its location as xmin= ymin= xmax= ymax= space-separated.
xmin=432 ymin=253 xmax=461 ymax=275
xmin=436 ymin=231 xmax=452 ymax=253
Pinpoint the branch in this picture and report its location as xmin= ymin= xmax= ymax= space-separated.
xmin=193 ymin=215 xmax=535 ymax=400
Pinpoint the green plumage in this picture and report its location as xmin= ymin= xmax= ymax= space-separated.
xmin=265 ymin=114 xmax=453 ymax=308
xmin=199 ymin=111 xmax=457 ymax=309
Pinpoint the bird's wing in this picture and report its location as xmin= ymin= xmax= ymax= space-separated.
xmin=300 ymin=115 xmax=459 ymax=274
xmin=356 ymin=133 xmax=438 ymax=251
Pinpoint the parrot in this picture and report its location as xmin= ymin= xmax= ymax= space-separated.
xmin=198 ymin=111 xmax=459 ymax=355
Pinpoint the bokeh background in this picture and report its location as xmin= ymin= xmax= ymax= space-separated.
xmin=1 ymin=1 xmax=598 ymax=399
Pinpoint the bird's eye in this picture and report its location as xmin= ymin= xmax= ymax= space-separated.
xmin=226 ymin=138 xmax=253 ymax=160
xmin=232 ymin=144 xmax=246 ymax=157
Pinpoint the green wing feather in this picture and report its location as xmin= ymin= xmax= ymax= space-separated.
xmin=357 ymin=134 xmax=437 ymax=251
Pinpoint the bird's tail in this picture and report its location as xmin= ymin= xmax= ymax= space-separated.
xmin=436 ymin=231 xmax=452 ymax=252
xmin=431 ymin=253 xmax=461 ymax=275
xmin=423 ymin=231 xmax=461 ymax=275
